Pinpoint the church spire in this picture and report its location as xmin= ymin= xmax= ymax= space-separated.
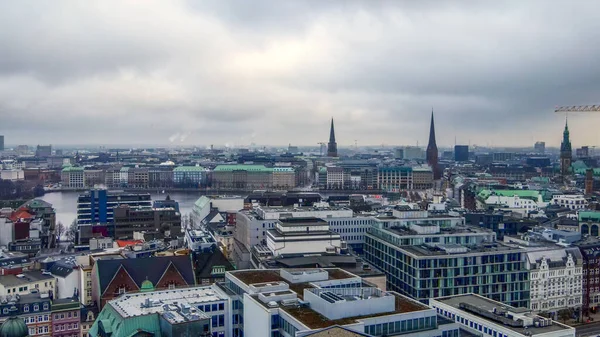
xmin=426 ymin=109 xmax=440 ymax=180
xmin=327 ymin=118 xmax=338 ymax=157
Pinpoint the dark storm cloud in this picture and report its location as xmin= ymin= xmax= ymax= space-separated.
xmin=0 ymin=0 xmax=598 ymax=147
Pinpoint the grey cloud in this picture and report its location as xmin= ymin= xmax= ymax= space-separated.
xmin=0 ymin=0 xmax=599 ymax=147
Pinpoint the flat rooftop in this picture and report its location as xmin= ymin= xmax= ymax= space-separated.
xmin=0 ymin=271 xmax=55 ymax=287
xmin=279 ymin=217 xmax=329 ymax=226
xmin=387 ymin=225 xmax=492 ymax=237
xmin=111 ymin=286 xmax=227 ymax=318
xmin=230 ymin=268 xmax=355 ymax=287
xmin=434 ymin=294 xmax=572 ymax=335
xmin=278 ymin=292 xmax=430 ymax=329
xmin=399 ymin=242 xmax=522 ymax=257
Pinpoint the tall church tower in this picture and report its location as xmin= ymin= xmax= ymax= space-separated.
xmin=327 ymin=118 xmax=338 ymax=157
xmin=426 ymin=110 xmax=440 ymax=179
xmin=560 ymin=118 xmax=572 ymax=177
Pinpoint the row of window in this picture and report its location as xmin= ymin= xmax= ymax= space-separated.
xmin=198 ymin=303 xmax=225 ymax=313
xmin=24 ymin=315 xmax=49 ymax=324
xmin=2 ymin=303 xmax=49 ymax=314
xmin=364 ymin=316 xmax=437 ymax=336
xmin=54 ymin=311 xmax=79 ymax=320
xmin=435 ymin=307 xmax=509 ymax=337
xmin=54 ymin=322 xmax=79 ymax=331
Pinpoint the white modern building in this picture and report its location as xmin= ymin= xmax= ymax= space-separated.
xmin=484 ymin=195 xmax=540 ymax=216
xmin=266 ymin=217 xmax=342 ymax=257
xmin=0 ymin=169 xmax=24 ymax=181
xmin=185 ymin=229 xmax=218 ymax=252
xmin=551 ymin=194 xmax=588 ymax=210
xmin=430 ymin=294 xmax=575 ymax=337
xmin=0 ymin=271 xmax=56 ymax=297
xmin=226 ymin=268 xmax=461 ymax=337
xmin=527 ymin=248 xmax=583 ymax=313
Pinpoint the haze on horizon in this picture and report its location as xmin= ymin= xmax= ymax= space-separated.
xmin=1 ymin=1 xmax=600 ymax=148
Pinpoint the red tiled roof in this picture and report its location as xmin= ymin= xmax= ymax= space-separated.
xmin=9 ymin=210 xmax=34 ymax=222
xmin=115 ymin=240 xmax=143 ymax=248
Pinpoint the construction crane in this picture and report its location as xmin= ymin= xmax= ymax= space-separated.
xmin=554 ymin=105 xmax=600 ymax=113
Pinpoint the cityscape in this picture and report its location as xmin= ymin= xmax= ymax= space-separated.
xmin=2 ymin=2 xmax=600 ymax=337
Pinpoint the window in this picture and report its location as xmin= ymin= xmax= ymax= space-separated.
xmin=23 ymin=305 xmax=29 ymax=312
xmin=118 ymin=287 xmax=126 ymax=294
xmin=34 ymin=304 xmax=39 ymax=311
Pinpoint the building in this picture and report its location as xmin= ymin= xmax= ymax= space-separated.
xmin=173 ymin=165 xmax=206 ymax=187
xmin=534 ymin=141 xmax=546 ymax=154
xmin=426 ymin=111 xmax=440 ymax=180
xmin=365 ymin=222 xmax=530 ymax=307
xmin=75 ymin=189 xmax=152 ymax=243
xmin=79 ymin=306 xmax=97 ymax=337
xmin=211 ymin=165 xmax=273 ymax=190
xmin=91 ymin=255 xmax=196 ymax=309
xmin=89 ymin=284 xmax=227 ymax=337
xmin=377 ymin=166 xmax=412 ymax=192
xmin=412 ymin=167 xmax=434 ymax=190
xmin=526 ymin=248 xmax=583 ymax=313
xmin=0 ymin=271 xmax=56 ymax=297
xmin=272 ymin=167 xmax=296 ymax=189
xmin=325 ymin=167 xmax=345 ymax=189
xmin=0 ymin=170 xmax=24 ymax=181
xmin=61 ymin=167 xmax=84 ymax=189
xmin=454 ymin=145 xmax=469 ymax=162
xmin=560 ymin=119 xmax=572 ymax=177
xmin=185 ymin=229 xmax=218 ymax=252
xmin=49 ymin=260 xmax=80 ymax=300
xmin=0 ymin=293 xmax=52 ymax=337
xmin=112 ymin=204 xmax=181 ymax=239
xmin=578 ymin=211 xmax=600 ymax=237
xmin=51 ymin=298 xmax=81 ymax=337
xmin=35 ymin=145 xmax=52 ymax=159
xmin=0 ymin=135 xmax=3 ymax=151
xmin=403 ymin=146 xmax=425 ymax=160
xmin=551 ymin=194 xmax=587 ymax=210
xmin=327 ymin=118 xmax=338 ymax=157
xmin=266 ymin=217 xmax=342 ymax=257
xmin=83 ymin=169 xmax=105 ymax=188
xmin=430 ymin=294 xmax=575 ymax=337
xmin=225 ymin=268 xmax=461 ymax=337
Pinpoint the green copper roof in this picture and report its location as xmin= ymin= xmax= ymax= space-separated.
xmin=579 ymin=211 xmax=600 ymax=222
xmin=0 ymin=316 xmax=28 ymax=337
xmin=213 ymin=164 xmax=273 ymax=172
xmin=89 ymin=303 xmax=160 ymax=337
xmin=194 ymin=196 xmax=211 ymax=210
xmin=571 ymin=160 xmax=588 ymax=170
xmin=173 ymin=166 xmax=206 ymax=172
xmin=61 ymin=166 xmax=83 ymax=172
xmin=140 ymin=280 xmax=155 ymax=292
xmin=478 ymin=189 xmax=542 ymax=201
xmin=574 ymin=168 xmax=600 ymax=176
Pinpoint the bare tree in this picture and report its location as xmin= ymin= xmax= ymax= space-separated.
xmin=66 ymin=220 xmax=78 ymax=242
xmin=56 ymin=222 xmax=65 ymax=242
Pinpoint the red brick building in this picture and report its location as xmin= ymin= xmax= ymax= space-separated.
xmin=91 ymin=256 xmax=196 ymax=310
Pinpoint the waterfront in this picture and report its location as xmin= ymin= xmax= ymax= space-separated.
xmin=38 ymin=191 xmax=204 ymax=226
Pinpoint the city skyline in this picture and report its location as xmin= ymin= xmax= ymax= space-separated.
xmin=2 ymin=1 xmax=600 ymax=147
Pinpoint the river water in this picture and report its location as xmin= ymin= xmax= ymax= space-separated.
xmin=38 ymin=191 xmax=204 ymax=226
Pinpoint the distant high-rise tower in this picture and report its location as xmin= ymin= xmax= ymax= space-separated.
xmin=426 ymin=110 xmax=440 ymax=179
xmin=560 ymin=118 xmax=572 ymax=177
xmin=327 ymin=118 xmax=338 ymax=157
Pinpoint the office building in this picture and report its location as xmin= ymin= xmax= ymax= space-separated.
xmin=89 ymin=284 xmax=228 ymax=337
xmin=377 ymin=166 xmax=413 ymax=192
xmin=266 ymin=217 xmax=341 ymax=257
xmin=225 ymin=268 xmax=461 ymax=337
xmin=430 ymin=294 xmax=575 ymax=337
xmin=0 ymin=135 xmax=4 ymax=151
xmin=454 ymin=145 xmax=469 ymax=162
xmin=76 ymin=190 xmax=152 ymax=244
xmin=272 ymin=167 xmax=296 ymax=189
xmin=578 ymin=211 xmax=600 ymax=237
xmin=112 ymin=204 xmax=181 ymax=239
xmin=412 ymin=166 xmax=434 ymax=190
xmin=211 ymin=165 xmax=273 ymax=190
xmin=550 ymin=194 xmax=587 ymax=210
xmin=534 ymin=141 xmax=546 ymax=154
xmin=61 ymin=166 xmax=84 ymax=188
xmin=0 ymin=271 xmax=56 ymax=297
xmin=35 ymin=145 xmax=52 ymax=158
xmin=173 ymin=165 xmax=206 ymax=187
xmin=83 ymin=169 xmax=105 ymax=188
xmin=403 ymin=146 xmax=425 ymax=160
xmin=526 ymin=248 xmax=582 ymax=313
xmin=365 ymin=222 xmax=530 ymax=307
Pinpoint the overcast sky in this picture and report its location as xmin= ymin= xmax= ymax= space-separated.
xmin=1 ymin=1 xmax=600 ymax=148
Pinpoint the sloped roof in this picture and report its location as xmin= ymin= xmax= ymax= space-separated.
xmin=9 ymin=210 xmax=33 ymax=222
xmin=96 ymin=256 xmax=195 ymax=295
xmin=50 ymin=263 xmax=74 ymax=278
xmin=194 ymin=196 xmax=210 ymax=210
xmin=213 ymin=164 xmax=273 ymax=172
xmin=193 ymin=250 xmax=234 ymax=279
xmin=115 ymin=240 xmax=143 ymax=248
